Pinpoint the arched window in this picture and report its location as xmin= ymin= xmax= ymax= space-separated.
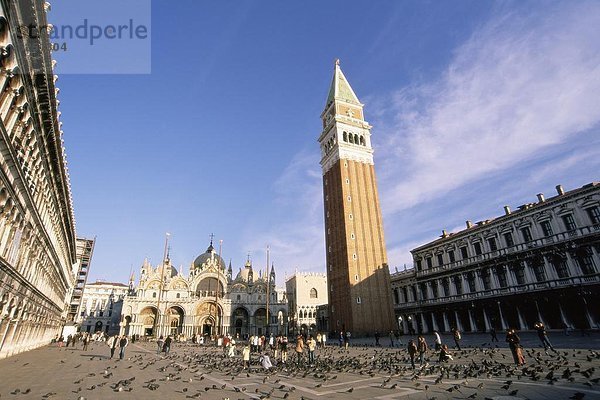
xmin=310 ymin=288 xmax=318 ymax=299
xmin=176 ymin=293 xmax=180 ymax=299
xmin=359 ymin=136 xmax=365 ymax=145
xmin=354 ymin=134 xmax=359 ymax=144
xmin=349 ymin=134 xmax=354 ymax=144
xmin=152 ymin=292 xmax=157 ymax=298
xmin=343 ymin=131 xmax=348 ymax=142
xmin=299 ymin=310 xmax=304 ymax=318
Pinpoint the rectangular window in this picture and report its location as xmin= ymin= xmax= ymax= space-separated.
xmin=415 ymin=260 xmax=422 ymax=271
xmin=460 ymin=246 xmax=469 ymax=259
xmin=426 ymin=257 xmax=433 ymax=269
xmin=431 ymin=281 xmax=439 ymax=298
xmin=420 ymin=283 xmax=428 ymax=300
xmin=437 ymin=254 xmax=444 ymax=266
xmin=467 ymin=273 xmax=476 ymax=292
xmin=561 ymin=214 xmax=577 ymax=231
xmin=540 ymin=221 xmax=553 ymax=237
xmin=482 ymin=270 xmax=491 ymax=290
xmin=552 ymin=258 xmax=570 ymax=278
xmin=496 ymin=267 xmax=508 ymax=288
xmin=442 ymin=280 xmax=450 ymax=296
xmin=448 ymin=250 xmax=455 ymax=263
xmin=514 ymin=264 xmax=526 ymax=285
xmin=521 ymin=227 xmax=532 ymax=242
xmin=393 ymin=289 xmax=399 ymax=304
xmin=474 ymin=242 xmax=482 ymax=255
xmin=533 ymin=262 xmax=546 ymax=282
xmin=587 ymin=206 xmax=600 ymax=225
xmin=454 ymin=276 xmax=463 ymax=295
xmin=488 ymin=237 xmax=498 ymax=252
xmin=578 ymin=251 xmax=596 ymax=275
xmin=504 ymin=232 xmax=514 ymax=247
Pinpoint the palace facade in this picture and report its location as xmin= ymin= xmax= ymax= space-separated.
xmin=392 ymin=183 xmax=600 ymax=334
xmin=120 ymin=241 xmax=288 ymax=338
xmin=319 ymin=60 xmax=394 ymax=335
xmin=0 ymin=1 xmax=80 ymax=358
xmin=77 ymin=281 xmax=129 ymax=336
xmin=286 ymin=272 xmax=328 ymax=337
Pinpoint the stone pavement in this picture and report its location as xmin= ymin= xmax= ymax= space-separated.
xmin=0 ymin=335 xmax=599 ymax=400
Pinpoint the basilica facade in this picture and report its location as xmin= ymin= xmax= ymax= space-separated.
xmin=120 ymin=242 xmax=288 ymax=338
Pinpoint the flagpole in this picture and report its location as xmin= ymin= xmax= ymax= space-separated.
xmin=265 ymin=245 xmax=270 ymax=336
xmin=216 ymin=239 xmax=223 ymax=336
xmin=153 ymin=232 xmax=170 ymax=337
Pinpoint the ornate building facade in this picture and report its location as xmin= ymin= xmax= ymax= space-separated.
xmin=319 ymin=60 xmax=394 ymax=335
xmin=77 ymin=281 xmax=128 ymax=336
xmin=285 ymin=272 xmax=328 ymax=337
xmin=392 ymin=183 xmax=600 ymax=334
xmin=0 ymin=1 xmax=80 ymax=358
xmin=120 ymin=242 xmax=288 ymax=338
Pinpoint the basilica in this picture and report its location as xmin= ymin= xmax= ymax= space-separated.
xmin=119 ymin=241 xmax=288 ymax=339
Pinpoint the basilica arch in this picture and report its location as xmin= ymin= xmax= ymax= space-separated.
xmin=139 ymin=306 xmax=158 ymax=336
xmin=195 ymin=301 xmax=222 ymax=337
xmin=231 ymin=307 xmax=249 ymax=337
xmin=167 ymin=306 xmax=184 ymax=336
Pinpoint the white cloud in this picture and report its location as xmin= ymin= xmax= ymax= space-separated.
xmin=375 ymin=1 xmax=600 ymax=214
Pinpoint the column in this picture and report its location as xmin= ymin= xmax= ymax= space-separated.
xmin=482 ymin=307 xmax=491 ymax=331
xmin=542 ymin=255 xmax=557 ymax=281
xmin=558 ymin=303 xmax=572 ymax=329
xmin=454 ymin=311 xmax=464 ymax=332
xmin=522 ymin=260 xmax=536 ymax=283
xmin=516 ymin=307 xmax=527 ymax=330
xmin=431 ymin=312 xmax=439 ymax=332
xmin=564 ymin=252 xmax=579 ymax=277
xmin=468 ymin=309 xmax=477 ymax=332
xmin=426 ymin=282 xmax=434 ymax=299
xmin=443 ymin=312 xmax=450 ymax=332
xmin=534 ymin=300 xmax=546 ymax=326
xmin=497 ymin=302 xmax=508 ymax=330
xmin=420 ymin=313 xmax=428 ymax=333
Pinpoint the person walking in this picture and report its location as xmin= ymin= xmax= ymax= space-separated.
xmin=242 ymin=344 xmax=251 ymax=370
xmin=407 ymin=339 xmax=418 ymax=369
xmin=322 ymin=332 xmax=327 ymax=347
xmin=344 ymin=331 xmax=350 ymax=349
xmin=438 ymin=344 xmax=453 ymax=362
xmin=417 ymin=335 xmax=428 ymax=367
xmin=534 ymin=322 xmax=555 ymax=352
xmin=433 ymin=330 xmax=442 ymax=351
xmin=295 ymin=335 xmax=304 ymax=366
xmin=374 ymin=331 xmax=380 ymax=346
xmin=316 ymin=332 xmax=322 ymax=349
xmin=307 ymin=335 xmax=316 ymax=365
xmin=163 ymin=335 xmax=172 ymax=355
xmin=118 ymin=335 xmax=129 ymax=360
xmin=452 ymin=328 xmax=462 ymax=350
xmin=389 ymin=331 xmax=395 ymax=347
xmin=281 ymin=335 xmax=288 ymax=364
xmin=108 ymin=335 xmax=118 ymax=359
xmin=156 ymin=336 xmax=164 ymax=355
xmin=489 ymin=328 xmax=499 ymax=342
xmin=339 ymin=331 xmax=344 ymax=347
xmin=506 ymin=329 xmax=525 ymax=366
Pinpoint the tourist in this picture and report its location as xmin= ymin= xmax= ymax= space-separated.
xmin=307 ymin=335 xmax=316 ymax=365
xmin=259 ymin=352 xmax=273 ymax=371
xmin=389 ymin=330 xmax=395 ymax=347
xmin=489 ymin=328 xmax=499 ymax=342
xmin=534 ymin=322 xmax=555 ymax=352
xmin=66 ymin=334 xmax=72 ymax=347
xmin=344 ymin=331 xmax=350 ymax=349
xmin=269 ymin=333 xmax=275 ymax=350
xmin=156 ymin=335 xmax=164 ymax=355
xmin=281 ymin=335 xmax=288 ymax=364
xmin=295 ymin=334 xmax=304 ymax=365
xmin=316 ymin=332 xmax=322 ymax=348
xmin=227 ymin=337 xmax=236 ymax=358
xmin=407 ymin=339 xmax=417 ymax=369
xmin=506 ymin=329 xmax=525 ymax=366
xmin=417 ymin=335 xmax=428 ymax=366
xmin=118 ymin=335 xmax=129 ymax=360
xmin=452 ymin=327 xmax=462 ymax=350
xmin=433 ymin=330 xmax=442 ymax=351
xmin=375 ymin=331 xmax=380 ymax=346
xmin=163 ymin=335 xmax=172 ymax=355
xmin=339 ymin=331 xmax=344 ymax=347
xmin=108 ymin=335 xmax=118 ymax=359
xmin=242 ymin=344 xmax=251 ymax=370
xmin=438 ymin=344 xmax=453 ymax=362
xmin=82 ymin=333 xmax=90 ymax=351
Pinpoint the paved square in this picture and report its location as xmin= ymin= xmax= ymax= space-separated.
xmin=1 ymin=335 xmax=599 ymax=400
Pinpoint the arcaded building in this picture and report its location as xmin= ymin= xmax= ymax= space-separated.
xmin=0 ymin=1 xmax=80 ymax=358
xmin=318 ymin=60 xmax=394 ymax=335
xmin=121 ymin=241 xmax=288 ymax=338
xmin=392 ymin=183 xmax=600 ymax=334
xmin=76 ymin=281 xmax=129 ymax=336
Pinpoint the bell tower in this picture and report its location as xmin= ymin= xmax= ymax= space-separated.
xmin=318 ymin=60 xmax=394 ymax=335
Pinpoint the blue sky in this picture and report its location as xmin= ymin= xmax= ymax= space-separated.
xmin=54 ymin=1 xmax=600 ymax=285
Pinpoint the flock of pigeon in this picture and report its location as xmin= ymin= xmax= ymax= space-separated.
xmin=1 ymin=340 xmax=599 ymax=399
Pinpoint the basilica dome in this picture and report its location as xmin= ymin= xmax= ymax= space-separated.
xmin=193 ymin=242 xmax=226 ymax=270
